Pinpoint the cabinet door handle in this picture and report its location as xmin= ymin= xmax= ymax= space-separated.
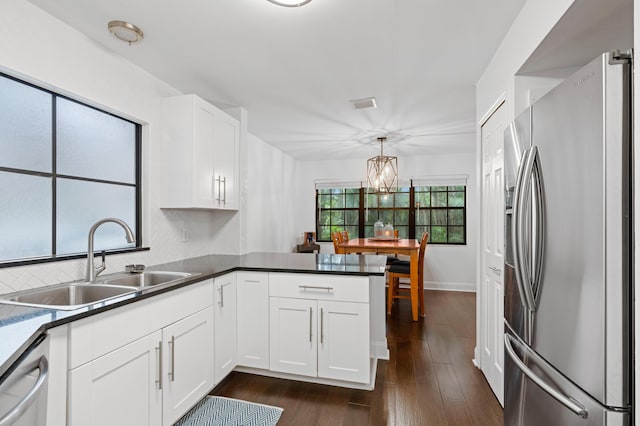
xmin=168 ymin=336 xmax=175 ymax=382
xmin=320 ymin=308 xmax=324 ymax=344
xmin=299 ymin=285 xmax=334 ymax=292
xmin=489 ymin=266 xmax=502 ymax=274
xmin=155 ymin=341 xmax=162 ymax=390
xmin=215 ymin=176 xmax=222 ymax=204
xmin=309 ymin=307 xmax=313 ymax=343
xmin=222 ymin=177 xmax=226 ymax=205
xmin=218 ymin=285 xmax=224 ymax=307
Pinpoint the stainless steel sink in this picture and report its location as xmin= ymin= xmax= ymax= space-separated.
xmin=0 ymin=284 xmax=138 ymax=310
xmin=100 ymin=271 xmax=193 ymax=288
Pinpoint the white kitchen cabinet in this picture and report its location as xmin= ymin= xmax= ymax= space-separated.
xmin=236 ymin=272 xmax=270 ymax=369
xmin=161 ymin=94 xmax=239 ymax=210
xmin=69 ymin=331 xmax=162 ymax=426
xmin=213 ymin=112 xmax=240 ymax=210
xmin=69 ymin=307 xmax=214 ymax=426
xmin=67 ymin=280 xmax=215 ymax=426
xmin=269 ymin=298 xmax=369 ymax=383
xmin=270 ymin=297 xmax=318 ymax=377
xmin=317 ymin=300 xmax=370 ymax=383
xmin=268 ymin=273 xmax=371 ymax=384
xmin=213 ymin=273 xmax=237 ymax=384
xmin=162 ymin=307 xmax=214 ymax=426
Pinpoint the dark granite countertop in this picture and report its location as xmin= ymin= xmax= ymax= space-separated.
xmin=0 ymin=252 xmax=385 ymax=381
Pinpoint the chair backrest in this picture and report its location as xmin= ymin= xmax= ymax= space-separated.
xmin=418 ymin=232 xmax=429 ymax=282
xmin=393 ymin=229 xmax=399 ymax=238
xmin=331 ymin=232 xmax=344 ymax=254
xmin=340 ymin=230 xmax=349 ymax=242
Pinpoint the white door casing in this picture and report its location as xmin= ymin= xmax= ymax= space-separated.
xmin=479 ymin=100 xmax=507 ymax=405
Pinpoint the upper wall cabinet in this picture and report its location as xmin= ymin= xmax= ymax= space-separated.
xmin=161 ymin=94 xmax=240 ymax=210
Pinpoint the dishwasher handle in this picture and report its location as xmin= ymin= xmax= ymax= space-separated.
xmin=0 ymin=356 xmax=49 ymax=426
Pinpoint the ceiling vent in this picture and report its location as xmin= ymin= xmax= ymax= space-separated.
xmin=350 ymin=97 xmax=377 ymax=110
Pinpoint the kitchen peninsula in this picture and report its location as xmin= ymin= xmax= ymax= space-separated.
xmin=0 ymin=252 xmax=387 ymax=426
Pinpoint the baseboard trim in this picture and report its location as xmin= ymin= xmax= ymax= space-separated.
xmin=424 ymin=280 xmax=476 ymax=292
xmin=394 ymin=280 xmax=476 ymax=292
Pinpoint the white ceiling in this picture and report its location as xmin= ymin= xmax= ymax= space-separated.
xmin=27 ymin=0 xmax=526 ymax=160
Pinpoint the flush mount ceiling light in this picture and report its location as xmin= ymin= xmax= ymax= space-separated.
xmin=107 ymin=20 xmax=144 ymax=45
xmin=367 ymin=137 xmax=398 ymax=193
xmin=266 ymin=0 xmax=313 ymax=7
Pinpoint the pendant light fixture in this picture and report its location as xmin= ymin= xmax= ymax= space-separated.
xmin=266 ymin=0 xmax=313 ymax=7
xmin=367 ymin=137 xmax=398 ymax=193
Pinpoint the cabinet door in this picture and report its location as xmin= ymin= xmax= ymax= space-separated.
xmin=162 ymin=307 xmax=214 ymax=426
xmin=318 ymin=301 xmax=370 ymax=384
xmin=269 ymin=297 xmax=317 ymax=377
xmin=212 ymin=111 xmax=239 ymax=210
xmin=237 ymin=272 xmax=269 ymax=369
xmin=68 ymin=331 xmax=162 ymax=426
xmin=192 ymin=99 xmax=217 ymax=208
xmin=214 ymin=274 xmax=237 ymax=384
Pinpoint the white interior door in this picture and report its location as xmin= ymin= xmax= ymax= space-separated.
xmin=480 ymin=101 xmax=507 ymax=405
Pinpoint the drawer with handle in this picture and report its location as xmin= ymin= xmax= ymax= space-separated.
xmin=268 ymin=272 xmax=369 ymax=303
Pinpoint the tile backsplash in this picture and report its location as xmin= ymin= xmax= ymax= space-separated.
xmin=0 ymin=206 xmax=234 ymax=295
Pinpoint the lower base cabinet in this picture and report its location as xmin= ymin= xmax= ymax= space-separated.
xmin=269 ymin=297 xmax=370 ymax=383
xmin=236 ymin=272 xmax=270 ymax=369
xmin=213 ymin=273 xmax=237 ymax=385
xmin=69 ymin=331 xmax=162 ymax=426
xmin=69 ymin=307 xmax=214 ymax=426
xmin=162 ymin=307 xmax=215 ymax=425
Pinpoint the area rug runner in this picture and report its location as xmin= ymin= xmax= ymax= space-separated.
xmin=174 ymin=396 xmax=283 ymax=426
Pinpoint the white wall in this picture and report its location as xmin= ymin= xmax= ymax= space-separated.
xmin=476 ymin=0 xmax=575 ymax=122
xmin=0 ymin=0 xmax=245 ymax=293
xmin=295 ymin=152 xmax=477 ymax=292
xmin=245 ymin=133 xmax=299 ymax=253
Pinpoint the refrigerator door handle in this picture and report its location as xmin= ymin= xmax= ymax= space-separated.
xmin=512 ymin=148 xmax=535 ymax=312
xmin=504 ymin=333 xmax=588 ymax=419
xmin=530 ymin=146 xmax=545 ymax=302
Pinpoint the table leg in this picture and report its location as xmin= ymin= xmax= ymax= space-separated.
xmin=409 ymin=250 xmax=419 ymax=321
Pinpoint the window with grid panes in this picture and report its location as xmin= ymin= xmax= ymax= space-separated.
xmin=315 ymin=184 xmax=466 ymax=244
xmin=364 ymin=187 xmax=410 ymax=238
xmin=415 ymin=185 xmax=466 ymax=244
xmin=0 ymin=72 xmax=141 ymax=265
xmin=316 ymin=188 xmax=360 ymax=242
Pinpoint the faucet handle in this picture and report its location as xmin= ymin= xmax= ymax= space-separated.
xmin=94 ymin=250 xmax=107 ymax=278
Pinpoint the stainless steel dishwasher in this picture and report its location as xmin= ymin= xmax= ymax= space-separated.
xmin=0 ymin=334 xmax=50 ymax=426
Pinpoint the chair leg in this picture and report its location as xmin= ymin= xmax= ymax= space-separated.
xmin=419 ymin=283 xmax=425 ymax=317
xmin=387 ymin=273 xmax=395 ymax=315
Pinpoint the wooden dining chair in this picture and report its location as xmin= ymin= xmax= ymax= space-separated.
xmin=340 ymin=230 xmax=349 ymax=242
xmin=331 ymin=231 xmax=345 ymax=254
xmin=386 ymin=231 xmax=429 ymax=317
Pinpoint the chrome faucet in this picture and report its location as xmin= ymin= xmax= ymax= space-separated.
xmin=86 ymin=218 xmax=136 ymax=282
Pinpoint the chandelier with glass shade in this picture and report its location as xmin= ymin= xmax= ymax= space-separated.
xmin=367 ymin=137 xmax=398 ymax=193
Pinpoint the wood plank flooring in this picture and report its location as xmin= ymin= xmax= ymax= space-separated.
xmin=211 ymin=290 xmax=503 ymax=426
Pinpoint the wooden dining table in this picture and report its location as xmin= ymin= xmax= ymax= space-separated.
xmin=339 ymin=238 xmax=423 ymax=321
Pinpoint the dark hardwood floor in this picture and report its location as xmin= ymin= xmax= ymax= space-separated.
xmin=212 ymin=290 xmax=503 ymax=426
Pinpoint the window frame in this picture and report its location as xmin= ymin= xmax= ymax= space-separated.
xmin=0 ymin=72 xmax=143 ymax=267
xmin=316 ymin=183 xmax=467 ymax=245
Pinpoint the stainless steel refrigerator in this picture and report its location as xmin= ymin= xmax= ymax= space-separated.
xmin=503 ymin=51 xmax=633 ymax=425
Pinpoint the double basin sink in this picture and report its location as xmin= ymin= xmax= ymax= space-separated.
xmin=0 ymin=271 xmax=194 ymax=311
